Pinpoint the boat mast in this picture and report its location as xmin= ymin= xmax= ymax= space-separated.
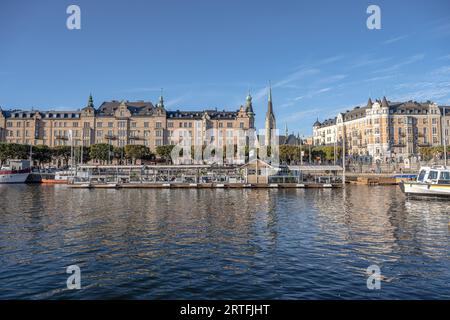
xmin=443 ymin=107 xmax=447 ymax=167
xmin=29 ymin=144 xmax=32 ymax=166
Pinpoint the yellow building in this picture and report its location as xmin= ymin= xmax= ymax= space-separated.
xmin=0 ymin=94 xmax=255 ymax=151
xmin=313 ymin=97 xmax=450 ymax=161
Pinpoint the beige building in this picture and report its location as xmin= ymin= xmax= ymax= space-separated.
xmin=0 ymin=94 xmax=255 ymax=151
xmin=313 ymin=97 xmax=450 ymax=161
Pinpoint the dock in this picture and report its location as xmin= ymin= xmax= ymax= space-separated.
xmin=68 ymin=182 xmax=343 ymax=189
xmin=65 ymin=163 xmax=345 ymax=189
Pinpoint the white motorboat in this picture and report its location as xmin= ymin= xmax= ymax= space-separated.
xmin=0 ymin=160 xmax=31 ymax=184
xmin=399 ymin=166 xmax=450 ymax=197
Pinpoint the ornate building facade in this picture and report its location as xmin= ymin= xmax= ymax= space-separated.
xmin=313 ymin=97 xmax=450 ymax=161
xmin=0 ymin=94 xmax=255 ymax=151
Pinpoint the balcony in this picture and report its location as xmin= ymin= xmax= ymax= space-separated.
xmin=129 ymin=135 xmax=145 ymax=141
xmin=417 ymin=142 xmax=431 ymax=147
xmin=54 ymin=135 xmax=69 ymax=140
xmin=104 ymin=134 xmax=118 ymax=141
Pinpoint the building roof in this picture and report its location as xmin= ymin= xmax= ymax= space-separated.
xmin=96 ymin=101 xmax=158 ymax=116
xmin=313 ymin=98 xmax=448 ymax=128
xmin=279 ymin=134 xmax=301 ymax=145
xmin=167 ymin=109 xmax=239 ymax=120
xmin=342 ymin=106 xmax=370 ymax=121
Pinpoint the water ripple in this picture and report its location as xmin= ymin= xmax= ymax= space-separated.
xmin=0 ymin=185 xmax=449 ymax=299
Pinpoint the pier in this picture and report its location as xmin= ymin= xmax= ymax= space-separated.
xmin=68 ymin=163 xmax=344 ymax=189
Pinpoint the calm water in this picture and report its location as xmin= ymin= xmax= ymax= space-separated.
xmin=0 ymin=185 xmax=449 ymax=299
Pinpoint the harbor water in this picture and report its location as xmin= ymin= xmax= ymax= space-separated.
xmin=0 ymin=185 xmax=449 ymax=299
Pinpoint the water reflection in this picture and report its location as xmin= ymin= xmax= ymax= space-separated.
xmin=0 ymin=185 xmax=448 ymax=299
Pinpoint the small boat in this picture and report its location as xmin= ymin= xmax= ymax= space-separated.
xmin=0 ymin=160 xmax=31 ymax=184
xmin=399 ymin=166 xmax=450 ymax=197
xmin=41 ymin=170 xmax=74 ymax=184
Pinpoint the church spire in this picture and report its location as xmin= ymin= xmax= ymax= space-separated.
xmin=264 ymin=82 xmax=276 ymax=146
xmin=245 ymin=90 xmax=254 ymax=116
xmin=158 ymin=88 xmax=164 ymax=109
xmin=267 ymin=81 xmax=273 ymax=114
xmin=87 ymin=93 xmax=94 ymax=108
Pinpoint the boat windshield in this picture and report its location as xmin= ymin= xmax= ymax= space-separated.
xmin=417 ymin=170 xmax=427 ymax=182
xmin=439 ymin=171 xmax=450 ymax=181
xmin=428 ymin=171 xmax=439 ymax=180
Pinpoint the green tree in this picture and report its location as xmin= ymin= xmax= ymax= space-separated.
xmin=312 ymin=146 xmax=342 ymax=162
xmin=156 ymin=145 xmax=175 ymax=163
xmin=32 ymin=145 xmax=53 ymax=167
xmin=113 ymin=146 xmax=125 ymax=164
xmin=0 ymin=143 xmax=13 ymax=165
xmin=52 ymin=145 xmax=72 ymax=167
xmin=0 ymin=143 xmax=30 ymax=162
xmin=72 ymin=146 xmax=91 ymax=164
xmin=89 ymin=143 xmax=110 ymax=164
xmin=124 ymin=145 xmax=151 ymax=164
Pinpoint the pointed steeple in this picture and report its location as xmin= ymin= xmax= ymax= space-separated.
xmin=268 ymin=82 xmax=272 ymax=101
xmin=313 ymin=117 xmax=321 ymax=127
xmin=381 ymin=96 xmax=389 ymax=108
xmin=267 ymin=82 xmax=273 ymax=115
xmin=245 ymin=90 xmax=254 ymax=116
xmin=367 ymin=97 xmax=373 ymax=108
xmin=264 ymin=82 xmax=276 ymax=146
xmin=87 ymin=93 xmax=94 ymax=108
xmin=157 ymin=88 xmax=165 ymax=109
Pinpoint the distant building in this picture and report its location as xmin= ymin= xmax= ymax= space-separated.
xmin=0 ymin=93 xmax=255 ymax=150
xmin=279 ymin=123 xmax=302 ymax=145
xmin=313 ymin=97 xmax=450 ymax=161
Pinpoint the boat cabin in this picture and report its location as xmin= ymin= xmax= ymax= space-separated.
xmin=1 ymin=160 xmax=31 ymax=171
xmin=417 ymin=166 xmax=450 ymax=184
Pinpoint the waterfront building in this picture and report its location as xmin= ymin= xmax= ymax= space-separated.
xmin=0 ymin=94 xmax=255 ymax=151
xmin=313 ymin=97 xmax=450 ymax=161
xmin=241 ymin=159 xmax=279 ymax=184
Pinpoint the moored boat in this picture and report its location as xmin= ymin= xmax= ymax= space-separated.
xmin=41 ymin=170 xmax=74 ymax=184
xmin=0 ymin=160 xmax=31 ymax=184
xmin=399 ymin=166 xmax=450 ymax=197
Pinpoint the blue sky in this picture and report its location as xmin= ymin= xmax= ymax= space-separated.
xmin=1 ymin=0 xmax=450 ymax=135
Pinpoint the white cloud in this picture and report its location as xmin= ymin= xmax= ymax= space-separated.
xmin=252 ymin=68 xmax=321 ymax=102
xmin=316 ymin=74 xmax=348 ymax=84
xmin=349 ymin=55 xmax=392 ymax=69
xmin=438 ymin=54 xmax=450 ymax=61
xmin=373 ymin=54 xmax=425 ymax=74
xmin=279 ymin=108 xmax=321 ymax=123
xmin=382 ymin=35 xmax=409 ymax=45
xmin=431 ymin=66 xmax=450 ymax=76
xmin=122 ymin=87 xmax=161 ymax=93
xmin=363 ymin=75 xmax=396 ymax=82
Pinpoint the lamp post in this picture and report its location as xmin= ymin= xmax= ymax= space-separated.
xmin=308 ymin=143 xmax=312 ymax=164
xmin=105 ymin=135 xmax=117 ymax=165
xmin=55 ymin=135 xmax=69 ymax=168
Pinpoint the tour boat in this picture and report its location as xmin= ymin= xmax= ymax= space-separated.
xmin=0 ymin=160 xmax=31 ymax=184
xmin=399 ymin=166 xmax=450 ymax=197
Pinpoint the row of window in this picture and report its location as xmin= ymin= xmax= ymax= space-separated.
xmin=5 ymin=120 xmax=246 ymax=130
